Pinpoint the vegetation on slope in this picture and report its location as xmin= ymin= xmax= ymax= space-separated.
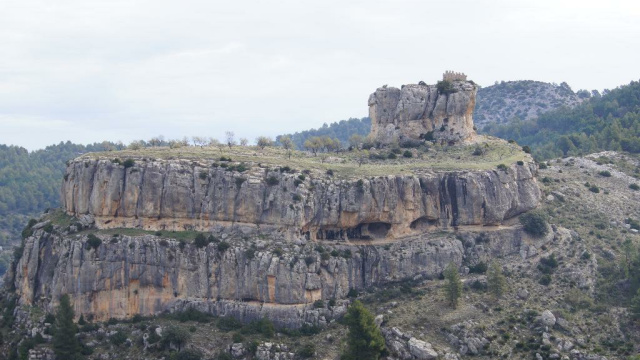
xmin=482 ymin=80 xmax=640 ymax=160
xmin=0 ymin=142 xmax=124 ymax=245
xmin=276 ymin=117 xmax=371 ymax=150
xmin=474 ymin=80 xmax=588 ymax=126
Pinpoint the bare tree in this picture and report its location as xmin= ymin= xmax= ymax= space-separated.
xmin=128 ymin=140 xmax=143 ymax=150
xmin=239 ymin=138 xmax=249 ymax=146
xmin=225 ymin=131 xmax=236 ymax=148
xmin=192 ymin=136 xmax=207 ymax=147
xmin=304 ymin=136 xmax=323 ymax=156
xmin=349 ymin=134 xmax=364 ymax=150
xmin=256 ymin=136 xmax=273 ymax=150
xmin=207 ymin=137 xmax=220 ymax=147
xmin=149 ymin=135 xmax=165 ymax=147
xmin=280 ymin=136 xmax=295 ymax=159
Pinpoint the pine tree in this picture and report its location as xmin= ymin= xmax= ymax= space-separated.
xmin=341 ymin=300 xmax=386 ymax=360
xmin=444 ymin=262 xmax=462 ymax=309
xmin=487 ymin=261 xmax=507 ymax=298
xmin=53 ymin=294 xmax=82 ymax=360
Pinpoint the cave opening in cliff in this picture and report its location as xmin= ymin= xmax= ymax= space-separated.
xmin=316 ymin=222 xmax=391 ymax=241
xmin=410 ymin=217 xmax=439 ymax=231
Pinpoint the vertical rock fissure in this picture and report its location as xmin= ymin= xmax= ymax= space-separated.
xmin=115 ymin=167 xmax=127 ymax=217
xmin=135 ymin=165 xmax=147 ymax=218
xmin=158 ymin=163 xmax=169 ymax=219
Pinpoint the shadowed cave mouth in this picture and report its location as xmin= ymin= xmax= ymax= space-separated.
xmin=316 ymin=222 xmax=391 ymax=240
xmin=410 ymin=216 xmax=439 ymax=231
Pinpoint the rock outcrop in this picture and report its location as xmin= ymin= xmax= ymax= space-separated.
xmin=61 ymin=157 xmax=540 ymax=239
xmin=12 ymin=219 xmax=548 ymax=326
xmin=369 ymin=75 xmax=478 ymax=145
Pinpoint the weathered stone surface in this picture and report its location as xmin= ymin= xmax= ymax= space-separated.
xmin=369 ymin=79 xmax=477 ymax=145
xmin=61 ymin=158 xmax=541 ymax=238
xmin=12 ymin=222 xmax=549 ymax=326
xmin=540 ymin=310 xmax=557 ymax=327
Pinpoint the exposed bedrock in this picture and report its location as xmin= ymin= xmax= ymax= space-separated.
xmin=368 ymin=80 xmax=477 ymax=145
xmin=12 ymin=224 xmax=555 ymax=327
xmin=61 ymin=158 xmax=541 ymax=239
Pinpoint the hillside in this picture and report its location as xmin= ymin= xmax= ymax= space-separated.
xmin=4 ymin=151 xmax=640 ymax=360
xmin=483 ymin=80 xmax=640 ymax=160
xmin=276 ymin=117 xmax=371 ymax=150
xmin=474 ymin=80 xmax=588 ymax=127
xmin=0 ymin=142 xmax=123 ymax=246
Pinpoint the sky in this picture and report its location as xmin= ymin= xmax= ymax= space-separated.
xmin=1 ymin=0 xmax=639 ymax=150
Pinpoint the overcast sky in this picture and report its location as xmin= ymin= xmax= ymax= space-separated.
xmin=1 ymin=0 xmax=639 ymax=150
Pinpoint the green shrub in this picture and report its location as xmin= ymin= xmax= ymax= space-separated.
xmin=436 ymin=80 xmax=457 ymax=95
xmin=589 ymin=186 xmax=600 ymax=193
xmin=159 ymin=239 xmax=169 ymax=247
xmin=630 ymin=183 xmax=640 ymax=191
xmin=522 ymin=145 xmax=531 ymax=154
xmin=87 ymin=234 xmax=102 ymax=250
xmin=472 ymin=147 xmax=484 ymax=156
xmin=598 ymin=170 xmax=612 ymax=177
xmin=241 ymin=318 xmax=275 ymax=338
xmin=232 ymin=332 xmax=244 ymax=343
xmin=219 ymin=156 xmax=232 ymax=162
xmin=539 ymin=274 xmax=552 ymax=286
xmin=217 ymin=317 xmax=243 ymax=332
xmin=194 ymin=234 xmax=208 ymax=248
xmin=298 ymin=343 xmax=316 ymax=358
xmin=245 ymin=247 xmax=256 ymax=260
xmin=235 ymin=178 xmax=246 ymax=187
xmin=304 ymin=256 xmax=315 ymax=266
xmin=273 ymin=247 xmax=284 ymax=257
xmin=519 ymin=211 xmax=549 ymax=237
xmin=218 ymin=241 xmax=230 ymax=253
xmin=294 ymin=179 xmax=303 ymax=187
xmin=538 ymin=162 xmax=548 ymax=169
xmin=199 ymin=171 xmax=208 ymax=180
xmin=517 ymin=160 xmax=524 ymax=166
xmin=292 ymin=194 xmax=302 ymax=202
xmin=313 ymin=300 xmax=324 ymax=308
xmin=43 ymin=223 xmax=54 ymax=233
xmin=123 ymin=159 xmax=135 ymax=168
xmin=402 ymin=150 xmax=413 ymax=158
xmin=497 ymin=164 xmax=509 ymax=172
xmin=110 ymin=331 xmax=128 ymax=346
xmin=538 ymin=254 xmax=559 ymax=274
xmin=177 ymin=349 xmax=203 ymax=360
xmin=468 ymin=262 xmax=487 ymax=274
xmin=174 ymin=308 xmax=213 ymax=323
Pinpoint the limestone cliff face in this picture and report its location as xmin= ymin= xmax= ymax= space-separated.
xmin=61 ymin=158 xmax=541 ymax=239
xmin=13 ymin=222 xmax=549 ymax=327
xmin=369 ymin=81 xmax=477 ymax=144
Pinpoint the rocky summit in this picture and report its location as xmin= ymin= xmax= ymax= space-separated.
xmin=369 ymin=72 xmax=478 ymax=145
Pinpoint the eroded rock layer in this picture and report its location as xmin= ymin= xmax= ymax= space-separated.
xmin=61 ymin=158 xmax=541 ymax=239
xmin=13 ymin=222 xmax=553 ymax=326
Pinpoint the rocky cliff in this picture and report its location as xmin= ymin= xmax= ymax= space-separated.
xmin=368 ymin=79 xmax=477 ymax=145
xmin=61 ymin=157 xmax=540 ymax=240
xmin=13 ymin=216 xmax=547 ymax=327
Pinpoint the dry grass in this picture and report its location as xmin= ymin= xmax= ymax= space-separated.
xmin=79 ymin=135 xmax=530 ymax=179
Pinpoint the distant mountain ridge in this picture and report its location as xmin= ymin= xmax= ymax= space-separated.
xmin=475 ymin=80 xmax=589 ymax=127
